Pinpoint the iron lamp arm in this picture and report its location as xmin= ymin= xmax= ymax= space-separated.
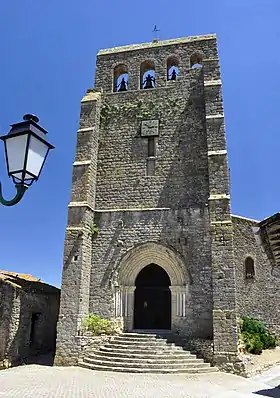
xmin=0 ymin=182 xmax=28 ymax=206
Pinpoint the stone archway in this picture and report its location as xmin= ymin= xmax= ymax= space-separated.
xmin=115 ymin=242 xmax=189 ymax=331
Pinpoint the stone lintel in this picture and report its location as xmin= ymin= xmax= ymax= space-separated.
xmin=204 ymin=79 xmax=222 ymax=87
xmin=66 ymin=227 xmax=85 ymax=232
xmin=208 ymin=150 xmax=227 ymax=156
xmin=73 ymin=160 xmax=91 ymax=166
xmin=81 ymin=90 xmax=102 ymax=102
xmin=68 ymin=202 xmax=94 ymax=211
xmin=203 ymin=58 xmax=219 ymax=63
xmin=206 ymin=114 xmax=224 ymax=120
xmin=209 ymin=194 xmax=230 ymax=200
xmin=77 ymin=127 xmax=94 ymax=134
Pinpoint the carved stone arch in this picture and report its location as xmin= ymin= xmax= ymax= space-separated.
xmin=117 ymin=241 xmax=190 ymax=286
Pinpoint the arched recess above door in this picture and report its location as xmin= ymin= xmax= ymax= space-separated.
xmin=117 ymin=242 xmax=191 ymax=286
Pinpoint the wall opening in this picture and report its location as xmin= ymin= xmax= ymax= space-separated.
xmin=29 ymin=312 xmax=41 ymax=346
xmin=140 ymin=60 xmax=155 ymax=89
xmin=190 ymin=52 xmax=203 ymax=69
xmin=245 ymin=257 xmax=255 ymax=279
xmin=113 ymin=64 xmax=128 ymax=92
xmin=167 ymin=56 xmax=179 ymax=81
xmin=134 ymin=264 xmax=171 ymax=329
xmin=147 ymin=137 xmax=155 ymax=157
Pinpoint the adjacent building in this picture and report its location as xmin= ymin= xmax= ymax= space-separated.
xmin=0 ymin=270 xmax=60 ymax=368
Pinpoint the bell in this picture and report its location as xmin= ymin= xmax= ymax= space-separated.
xmin=144 ymin=74 xmax=154 ymax=89
xmin=170 ymin=69 xmax=177 ymax=81
xmin=118 ymin=78 xmax=127 ymax=92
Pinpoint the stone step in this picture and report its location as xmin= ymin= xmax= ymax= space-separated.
xmin=119 ymin=332 xmax=159 ymax=338
xmin=113 ymin=336 xmax=168 ymax=344
xmin=79 ymin=361 xmax=217 ymax=374
xmin=90 ymin=349 xmax=194 ymax=360
xmin=103 ymin=342 xmax=182 ymax=351
xmin=111 ymin=337 xmax=170 ymax=346
xmin=84 ymin=353 xmax=205 ymax=365
xmin=83 ymin=357 xmax=210 ymax=370
xmin=99 ymin=345 xmax=188 ymax=355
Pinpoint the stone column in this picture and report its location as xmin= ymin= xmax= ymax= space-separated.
xmin=122 ymin=286 xmax=135 ymax=331
xmin=170 ymin=285 xmax=187 ymax=324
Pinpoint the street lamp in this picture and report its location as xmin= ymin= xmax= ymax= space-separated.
xmin=0 ymin=114 xmax=54 ymax=206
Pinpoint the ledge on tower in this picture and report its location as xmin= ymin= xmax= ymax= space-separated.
xmin=97 ymin=34 xmax=217 ymax=56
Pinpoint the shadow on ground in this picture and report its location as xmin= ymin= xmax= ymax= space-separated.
xmin=254 ymin=386 xmax=280 ymax=397
xmin=19 ymin=352 xmax=54 ymax=367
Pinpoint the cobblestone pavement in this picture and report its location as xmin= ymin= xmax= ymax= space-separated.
xmin=0 ymin=365 xmax=279 ymax=397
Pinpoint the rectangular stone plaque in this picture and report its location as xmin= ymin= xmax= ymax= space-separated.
xmin=141 ymin=120 xmax=159 ymax=137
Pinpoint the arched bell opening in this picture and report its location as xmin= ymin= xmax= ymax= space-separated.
xmin=167 ymin=56 xmax=179 ymax=81
xmin=133 ymin=264 xmax=171 ymax=330
xmin=190 ymin=52 xmax=203 ymax=69
xmin=113 ymin=64 xmax=129 ymax=92
xmin=140 ymin=60 xmax=156 ymax=89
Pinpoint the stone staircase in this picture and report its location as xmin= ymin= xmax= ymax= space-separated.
xmin=78 ymin=332 xmax=217 ymax=374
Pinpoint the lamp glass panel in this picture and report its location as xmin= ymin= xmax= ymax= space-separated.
xmin=26 ymin=135 xmax=49 ymax=178
xmin=5 ymin=134 xmax=28 ymax=173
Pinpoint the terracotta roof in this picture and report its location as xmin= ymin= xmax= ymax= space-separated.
xmin=0 ymin=270 xmax=60 ymax=293
xmin=0 ymin=270 xmax=41 ymax=282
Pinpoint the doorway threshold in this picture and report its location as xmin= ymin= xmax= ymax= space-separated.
xmin=132 ymin=329 xmax=172 ymax=334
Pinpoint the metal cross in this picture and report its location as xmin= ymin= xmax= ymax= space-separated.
xmin=152 ymin=25 xmax=160 ymax=41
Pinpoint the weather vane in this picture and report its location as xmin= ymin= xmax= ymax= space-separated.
xmin=152 ymin=25 xmax=160 ymax=41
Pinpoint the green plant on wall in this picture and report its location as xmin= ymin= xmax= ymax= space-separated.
xmin=239 ymin=317 xmax=276 ymax=355
xmin=90 ymin=223 xmax=99 ymax=237
xmin=82 ymin=313 xmax=117 ymax=335
xmin=100 ymin=100 xmax=159 ymax=127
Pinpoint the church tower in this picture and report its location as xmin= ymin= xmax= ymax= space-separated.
xmin=55 ymin=34 xmax=240 ymax=370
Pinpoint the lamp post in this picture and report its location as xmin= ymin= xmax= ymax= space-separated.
xmin=0 ymin=114 xmax=54 ymax=206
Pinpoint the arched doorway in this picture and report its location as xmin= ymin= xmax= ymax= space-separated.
xmin=134 ymin=264 xmax=171 ymax=330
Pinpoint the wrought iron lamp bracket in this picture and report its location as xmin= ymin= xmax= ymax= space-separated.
xmin=0 ymin=182 xmax=28 ymax=206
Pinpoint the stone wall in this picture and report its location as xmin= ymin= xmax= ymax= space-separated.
xmin=90 ymin=208 xmax=213 ymax=338
xmin=95 ymin=68 xmax=209 ymax=210
xmin=232 ymin=215 xmax=280 ymax=336
xmin=0 ymin=280 xmax=60 ymax=368
xmin=77 ymin=332 xmax=113 ymax=360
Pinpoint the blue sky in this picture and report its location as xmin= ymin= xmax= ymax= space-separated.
xmin=0 ymin=0 xmax=279 ymax=287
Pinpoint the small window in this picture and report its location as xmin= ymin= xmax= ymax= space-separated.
xmin=245 ymin=257 xmax=255 ymax=279
xmin=74 ymin=255 xmax=78 ymax=262
xmin=190 ymin=52 xmax=203 ymax=69
xmin=148 ymin=137 xmax=155 ymax=157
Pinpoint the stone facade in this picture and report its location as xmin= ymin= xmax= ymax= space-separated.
xmin=0 ymin=271 xmax=60 ymax=368
xmin=232 ymin=215 xmax=280 ymax=336
xmin=55 ymin=34 xmax=279 ymax=373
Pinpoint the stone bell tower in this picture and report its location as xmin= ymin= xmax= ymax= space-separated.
xmin=55 ymin=34 xmax=240 ymax=371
